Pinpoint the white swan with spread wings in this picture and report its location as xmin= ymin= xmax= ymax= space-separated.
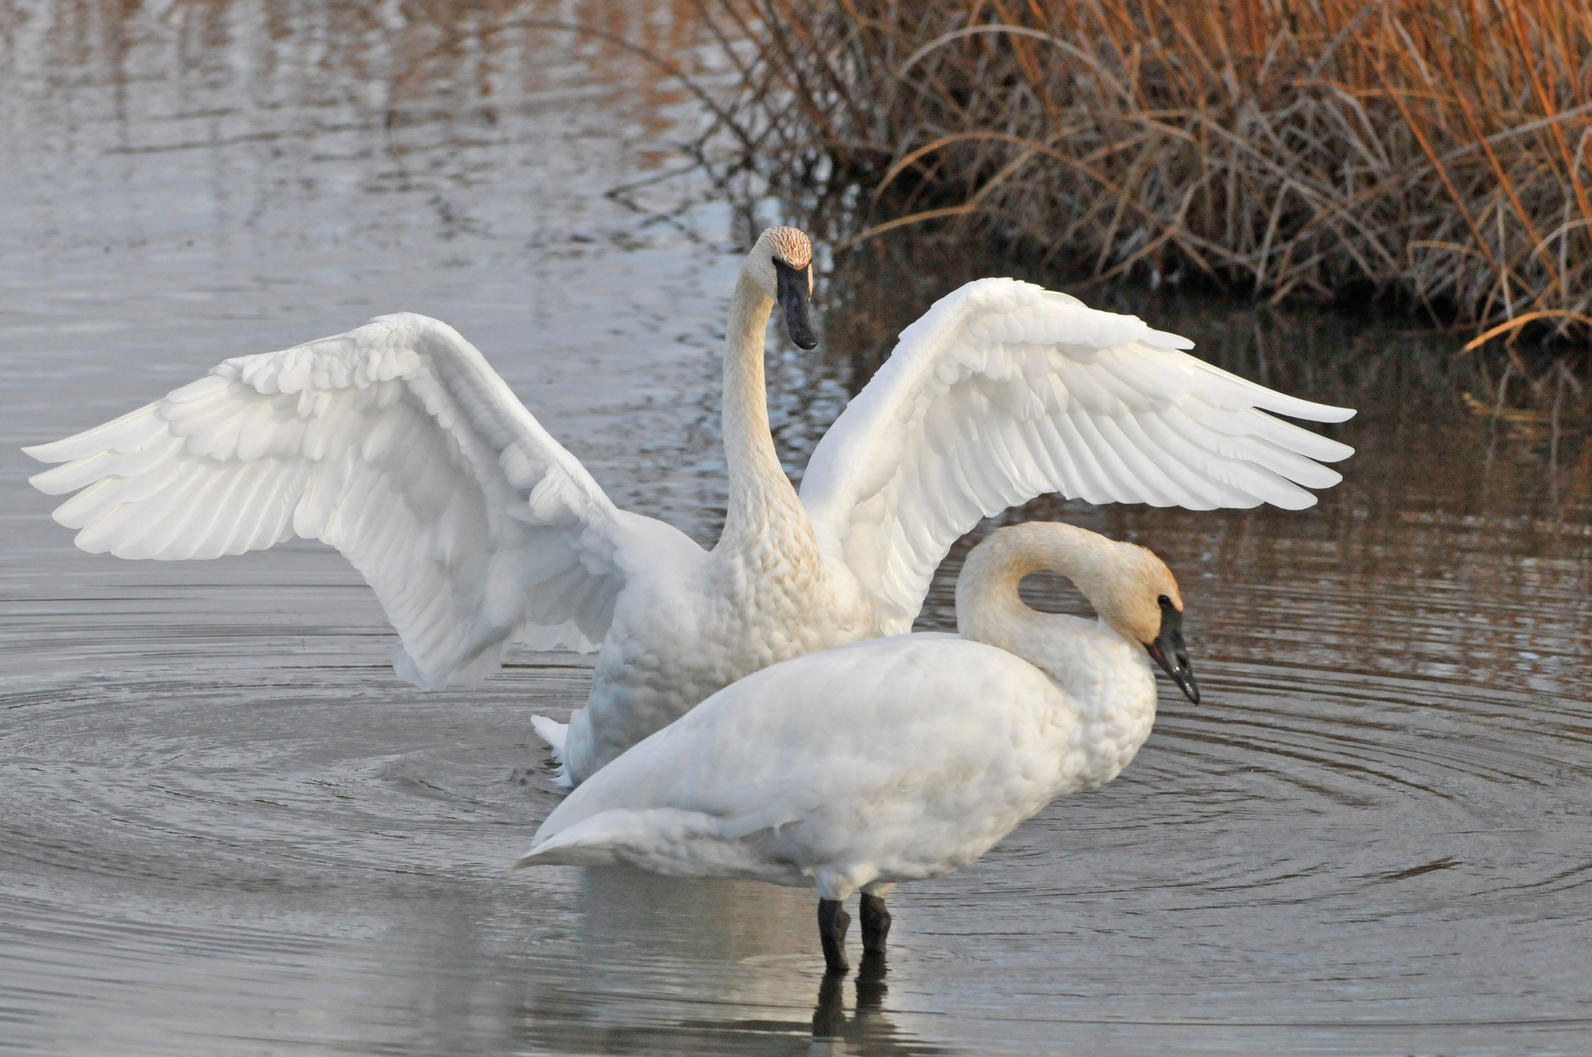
xmin=24 ymin=226 xmax=1353 ymax=785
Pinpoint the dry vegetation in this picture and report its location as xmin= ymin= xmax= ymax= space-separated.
xmin=692 ymin=0 xmax=1592 ymax=352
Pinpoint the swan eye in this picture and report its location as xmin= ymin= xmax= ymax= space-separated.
xmin=1157 ymin=594 xmax=1172 ymax=608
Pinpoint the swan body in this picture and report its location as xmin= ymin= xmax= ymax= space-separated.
xmin=561 ymin=519 xmax=874 ymax=772
xmin=513 ymin=521 xmax=1195 ymax=972
xmin=24 ymin=226 xmax=1349 ymax=785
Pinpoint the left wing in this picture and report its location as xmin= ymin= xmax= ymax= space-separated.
xmin=799 ymin=278 xmax=1355 ymax=633
xmin=23 ymin=313 xmax=696 ymax=687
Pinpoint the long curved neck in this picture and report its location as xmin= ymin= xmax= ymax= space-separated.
xmin=717 ymin=270 xmax=808 ymax=551
xmin=957 ymin=524 xmax=1160 ymax=793
xmin=956 ymin=522 xmax=1118 ymax=659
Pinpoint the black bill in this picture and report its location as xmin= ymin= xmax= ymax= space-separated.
xmin=1146 ymin=599 xmax=1199 ymax=704
xmin=773 ymin=258 xmax=817 ymax=349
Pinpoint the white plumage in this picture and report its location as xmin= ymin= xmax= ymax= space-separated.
xmin=24 ymin=226 xmax=1352 ymax=784
xmin=799 ymin=279 xmax=1352 ymax=630
xmin=513 ymin=521 xmax=1199 ymax=973
xmin=26 ymin=313 xmax=667 ymax=690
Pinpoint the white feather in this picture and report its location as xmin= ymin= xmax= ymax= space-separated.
xmin=800 ymin=277 xmax=1355 ymax=631
xmin=24 ymin=313 xmax=686 ymax=687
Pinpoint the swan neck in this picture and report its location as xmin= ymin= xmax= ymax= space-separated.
xmin=717 ymin=271 xmax=806 ymax=549
xmin=957 ymin=523 xmax=1161 ymax=796
xmin=955 ymin=523 xmax=1119 ymax=657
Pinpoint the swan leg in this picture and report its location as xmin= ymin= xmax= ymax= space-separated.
xmin=817 ymin=898 xmax=852 ymax=973
xmin=859 ymin=892 xmax=891 ymax=955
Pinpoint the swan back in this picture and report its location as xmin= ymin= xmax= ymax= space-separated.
xmin=518 ymin=632 xmax=1080 ymax=889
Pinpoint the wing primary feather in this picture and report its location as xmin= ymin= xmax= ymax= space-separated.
xmin=105 ymin=466 xmax=220 ymax=559
xmin=1091 ymin=414 xmax=1196 ymax=508
xmin=1234 ymin=435 xmax=1345 ymax=489
xmin=1190 ymin=358 xmax=1356 ymax=422
xmin=28 ymin=450 xmax=122 ymax=496
xmin=22 ymin=403 xmax=165 ymax=462
xmin=1109 ymin=412 xmax=1225 ymax=510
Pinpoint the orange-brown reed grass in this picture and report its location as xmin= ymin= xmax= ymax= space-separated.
xmin=694 ymin=0 xmax=1592 ymax=351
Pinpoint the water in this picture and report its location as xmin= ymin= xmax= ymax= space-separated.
xmin=3 ymin=3 xmax=1591 ymax=1055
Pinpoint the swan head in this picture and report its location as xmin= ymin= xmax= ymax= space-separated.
xmin=747 ymin=226 xmax=817 ymax=349
xmin=1094 ymin=545 xmax=1199 ymax=705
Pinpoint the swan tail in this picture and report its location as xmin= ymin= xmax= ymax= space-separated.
xmin=509 ymin=808 xmax=752 ymax=874
xmin=530 ymin=714 xmax=573 ymax=789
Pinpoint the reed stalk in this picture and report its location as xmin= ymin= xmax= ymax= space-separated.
xmin=695 ymin=0 xmax=1592 ymax=351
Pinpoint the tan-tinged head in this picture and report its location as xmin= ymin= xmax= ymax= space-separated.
xmin=763 ymin=226 xmax=812 ymax=271
xmin=1085 ymin=542 xmax=1198 ymax=704
xmin=1087 ymin=541 xmax=1182 ymax=645
xmin=743 ymin=226 xmax=817 ymax=349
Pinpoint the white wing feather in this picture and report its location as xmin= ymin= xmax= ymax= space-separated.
xmin=24 ymin=312 xmax=693 ymax=687
xmin=799 ymin=278 xmax=1356 ymax=632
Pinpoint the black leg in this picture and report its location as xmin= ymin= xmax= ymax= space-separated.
xmin=859 ymin=892 xmax=891 ymax=955
xmin=817 ymin=898 xmax=851 ymax=974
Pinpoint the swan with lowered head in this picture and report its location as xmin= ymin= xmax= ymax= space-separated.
xmin=24 ymin=226 xmax=1348 ymax=785
xmin=512 ymin=520 xmax=1197 ymax=973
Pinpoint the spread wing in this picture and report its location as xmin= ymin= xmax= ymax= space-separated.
xmin=24 ymin=312 xmax=697 ymax=687
xmin=799 ymin=278 xmax=1355 ymax=632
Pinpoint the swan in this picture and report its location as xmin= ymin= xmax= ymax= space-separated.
xmin=511 ymin=520 xmax=1197 ymax=973
xmin=23 ymin=226 xmax=1351 ymax=785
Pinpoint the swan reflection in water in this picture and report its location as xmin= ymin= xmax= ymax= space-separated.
xmin=811 ymin=952 xmax=891 ymax=1041
xmin=504 ymin=868 xmax=947 ymax=1057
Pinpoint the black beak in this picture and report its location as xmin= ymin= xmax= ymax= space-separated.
xmin=1146 ymin=600 xmax=1199 ymax=704
xmin=773 ymin=259 xmax=817 ymax=350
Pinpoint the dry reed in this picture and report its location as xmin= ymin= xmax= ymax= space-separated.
xmin=693 ymin=0 xmax=1592 ymax=351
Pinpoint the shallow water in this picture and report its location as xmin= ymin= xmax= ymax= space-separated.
xmin=3 ymin=3 xmax=1591 ymax=1056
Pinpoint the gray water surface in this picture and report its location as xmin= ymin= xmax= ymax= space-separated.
xmin=3 ymin=4 xmax=1591 ymax=1056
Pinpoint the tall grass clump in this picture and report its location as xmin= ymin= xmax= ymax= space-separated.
xmin=696 ymin=0 xmax=1592 ymax=350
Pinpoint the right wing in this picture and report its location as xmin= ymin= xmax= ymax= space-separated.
xmin=24 ymin=312 xmax=697 ymax=687
xmin=799 ymin=278 xmax=1356 ymax=633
